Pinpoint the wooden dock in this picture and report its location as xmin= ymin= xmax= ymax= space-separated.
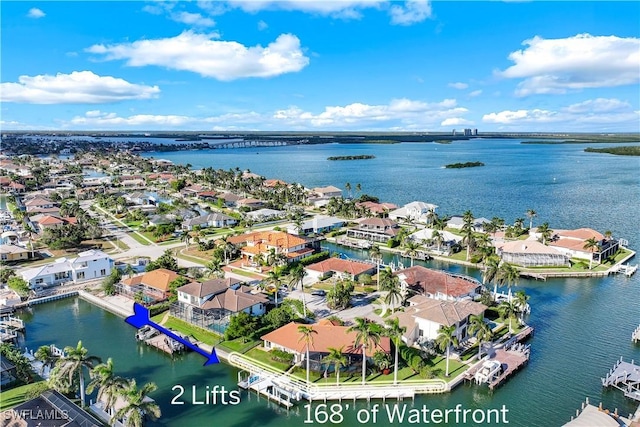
xmin=633 ymin=325 xmax=640 ymax=344
xmin=140 ymin=328 xmax=186 ymax=356
xmin=487 ymin=345 xmax=530 ymax=390
xmin=238 ymin=374 xmax=294 ymax=408
xmin=601 ymin=357 xmax=640 ymax=401
xmin=612 ymin=263 xmax=638 ymax=277
xmin=0 ymin=316 xmax=25 ymax=331
xmin=335 ymin=237 xmax=372 ymax=249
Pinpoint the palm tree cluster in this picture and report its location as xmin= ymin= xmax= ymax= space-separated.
xmin=38 ymin=341 xmax=161 ymax=427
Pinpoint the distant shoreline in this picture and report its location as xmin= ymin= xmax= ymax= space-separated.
xmin=327 ymin=155 xmax=376 ymax=161
xmin=584 ymin=146 xmax=640 ymax=156
xmin=445 ymin=161 xmax=485 ymax=169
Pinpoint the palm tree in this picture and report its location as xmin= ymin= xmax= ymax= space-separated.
xmin=112 ymin=379 xmax=161 ymax=427
xmin=87 ymin=358 xmax=127 ymax=413
xmin=289 ymin=264 xmax=308 ymax=317
xmin=468 ymin=314 xmax=493 ymax=359
xmin=514 ymin=218 xmax=525 ymax=234
xmin=35 ymin=345 xmax=61 ymax=376
xmin=347 ymin=317 xmax=381 ymax=385
xmin=435 ymin=325 xmax=459 ymax=377
xmin=403 ymin=240 xmax=420 ymax=267
xmin=56 ymin=341 xmax=101 ymax=407
xmin=384 ymin=285 xmax=403 ymax=313
xmin=498 ymin=262 xmax=520 ymax=301
xmin=431 ymin=230 xmax=445 ymax=253
xmin=355 ymin=183 xmax=362 ymax=198
xmin=264 ymin=269 xmax=283 ymax=307
xmin=297 ymin=325 xmax=317 ymax=384
xmin=205 ymin=258 xmax=223 ymax=278
xmin=513 ymin=290 xmax=530 ymax=322
xmin=23 ymin=224 xmax=36 ymax=258
xmin=461 ymin=210 xmax=475 ymax=261
xmin=526 ymin=209 xmax=537 ymax=230
xmin=583 ymin=237 xmax=600 ymax=269
xmin=345 ymin=182 xmax=351 ymax=199
xmin=124 ymin=263 xmax=136 ymax=278
xmin=323 ymin=346 xmax=348 ymax=385
xmin=483 ymin=255 xmax=501 ymax=299
xmin=369 ymin=245 xmax=382 ymax=289
xmin=385 ymin=318 xmax=406 ymax=385
xmin=180 ymin=231 xmax=190 ymax=249
xmin=537 ymin=222 xmax=552 ymax=245
xmin=498 ymin=300 xmax=518 ymax=334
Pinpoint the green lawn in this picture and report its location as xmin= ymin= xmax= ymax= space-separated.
xmin=162 ymin=316 xmax=222 ymax=346
xmin=217 ymin=337 xmax=261 ymax=354
xmin=128 ymin=232 xmax=152 ymax=246
xmin=245 ymin=348 xmax=293 ymax=372
xmin=0 ymin=381 xmax=48 ymax=411
xmin=176 ymin=252 xmax=207 ymax=265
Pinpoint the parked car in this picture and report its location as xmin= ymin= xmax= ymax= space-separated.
xmin=311 ymin=290 xmax=326 ymax=297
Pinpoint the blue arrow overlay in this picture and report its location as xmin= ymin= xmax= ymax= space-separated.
xmin=125 ymin=303 xmax=220 ymax=366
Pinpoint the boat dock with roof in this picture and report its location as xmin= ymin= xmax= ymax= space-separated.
xmin=601 ymin=357 xmax=640 ymax=401
xmin=136 ymin=326 xmax=186 ymax=356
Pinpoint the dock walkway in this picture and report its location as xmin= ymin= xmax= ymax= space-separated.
xmin=601 ymin=357 xmax=640 ymax=401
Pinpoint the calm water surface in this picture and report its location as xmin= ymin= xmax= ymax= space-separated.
xmin=17 ymin=140 xmax=640 ymax=426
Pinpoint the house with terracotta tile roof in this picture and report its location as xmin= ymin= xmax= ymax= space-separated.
xmin=231 ymin=230 xmax=314 ymax=264
xmin=262 ymin=320 xmax=391 ymax=364
xmin=394 ymin=266 xmax=483 ymax=301
xmin=306 ymin=258 xmax=375 ymax=281
xmin=263 ymin=179 xmax=288 ymax=188
xmin=355 ymin=201 xmax=398 ymax=217
xmin=119 ymin=268 xmax=180 ymax=301
xmin=497 ymin=239 xmax=569 ymax=267
xmin=237 ymin=198 xmax=264 ymax=210
xmin=390 ymin=295 xmax=487 ymax=345
xmin=346 ymin=218 xmax=400 ymax=243
xmin=548 ymin=228 xmax=619 ymax=262
xmin=30 ymin=214 xmax=77 ymax=232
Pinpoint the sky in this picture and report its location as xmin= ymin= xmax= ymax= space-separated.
xmin=1 ymin=1 xmax=639 ymax=132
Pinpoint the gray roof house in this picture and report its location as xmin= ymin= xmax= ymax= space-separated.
xmin=182 ymin=213 xmax=237 ymax=230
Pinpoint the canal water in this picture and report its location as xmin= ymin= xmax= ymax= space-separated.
xmin=15 ymin=139 xmax=640 ymax=426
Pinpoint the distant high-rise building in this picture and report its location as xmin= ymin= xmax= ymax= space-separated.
xmin=472 ymin=129 xmax=478 ymax=136
xmin=463 ymin=128 xmax=472 ymax=136
xmin=452 ymin=129 xmax=456 ymax=136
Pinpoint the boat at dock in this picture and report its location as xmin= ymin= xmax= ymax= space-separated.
xmin=135 ymin=325 xmax=159 ymax=341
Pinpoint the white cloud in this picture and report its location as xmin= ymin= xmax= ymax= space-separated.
xmin=482 ymin=98 xmax=640 ymax=130
xmin=87 ymin=31 xmax=310 ymax=81
xmin=448 ymin=82 xmax=468 ymax=90
xmin=27 ymin=8 xmax=45 ymax=18
xmin=273 ymin=98 xmax=467 ymax=128
xmin=499 ymin=33 xmax=640 ymax=96
xmin=0 ymin=71 xmax=160 ymax=104
xmin=60 ymin=97 xmax=470 ymax=130
xmin=258 ymin=20 xmax=269 ymax=31
xmin=389 ymin=0 xmax=432 ymax=26
xmin=469 ymin=90 xmax=483 ymax=97
xmin=441 ymin=117 xmax=474 ymax=126
xmin=226 ymin=0 xmax=385 ymax=19
xmin=172 ymin=11 xmax=215 ymax=27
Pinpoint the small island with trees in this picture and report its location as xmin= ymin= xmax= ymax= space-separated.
xmin=445 ymin=161 xmax=485 ymax=169
xmin=584 ymin=146 xmax=640 ymax=156
xmin=327 ymin=155 xmax=376 ymax=161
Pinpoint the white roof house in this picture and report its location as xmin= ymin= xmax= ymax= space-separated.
xmin=287 ymin=215 xmax=344 ymax=235
xmin=388 ymin=201 xmax=438 ymax=223
xmin=21 ymin=249 xmax=113 ymax=288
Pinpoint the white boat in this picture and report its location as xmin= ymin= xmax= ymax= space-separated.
xmin=474 ymin=360 xmax=502 ymax=384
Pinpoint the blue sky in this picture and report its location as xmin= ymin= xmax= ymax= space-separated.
xmin=1 ymin=1 xmax=639 ymax=132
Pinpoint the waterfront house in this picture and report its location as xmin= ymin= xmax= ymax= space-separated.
xmin=182 ymin=212 xmax=237 ymax=231
xmin=230 ymin=230 xmax=314 ymax=264
xmin=548 ymin=228 xmax=619 ymax=263
xmin=23 ymin=196 xmax=58 ymax=214
xmin=262 ymin=320 xmax=391 ymax=365
xmin=124 ymin=191 xmax=155 ymax=206
xmin=245 ymin=208 xmax=285 ymax=222
xmin=346 ymin=218 xmax=400 ymax=243
xmin=21 ymin=249 xmax=113 ymax=288
xmin=305 ymin=258 xmax=375 ymax=281
xmin=447 ymin=216 xmax=490 ymax=232
xmin=196 ymin=190 xmax=218 ymax=201
xmin=119 ymin=268 xmax=179 ymax=302
xmin=394 ymin=266 xmax=483 ymax=301
xmin=408 ymin=228 xmax=462 ymax=254
xmin=29 ymin=214 xmax=77 ymax=233
xmin=355 ymin=201 xmax=398 ymax=217
xmin=390 ymin=296 xmax=487 ymax=345
xmin=388 ymin=201 xmax=438 ymax=224
xmin=0 ymin=288 xmax=22 ymax=309
xmin=263 ymin=179 xmax=288 ymax=189
xmin=287 ymin=215 xmax=344 ymax=235
xmin=0 ymin=244 xmax=32 ymax=262
xmin=172 ymin=278 xmax=268 ymax=331
xmin=236 ymin=198 xmax=265 ymax=210
xmin=217 ymin=192 xmax=242 ymax=208
xmin=312 ymin=185 xmax=343 ymax=199
xmin=497 ymin=240 xmax=570 ymax=267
